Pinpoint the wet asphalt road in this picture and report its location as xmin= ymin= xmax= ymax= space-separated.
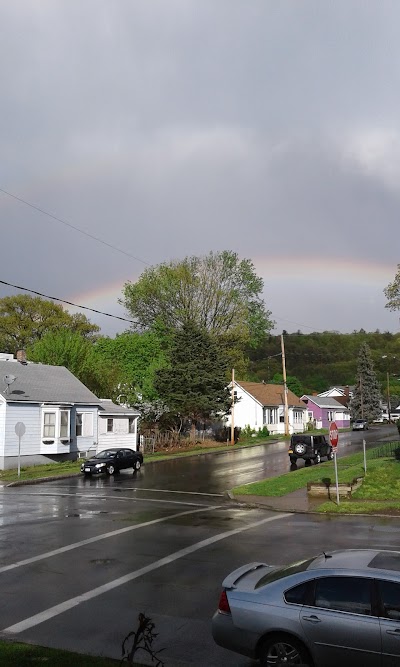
xmin=0 ymin=425 xmax=399 ymax=666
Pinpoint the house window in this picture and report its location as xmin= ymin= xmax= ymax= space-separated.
xmin=76 ymin=412 xmax=94 ymax=437
xmin=264 ymin=408 xmax=278 ymax=424
xmin=327 ymin=411 xmax=335 ymax=422
xmin=293 ymin=411 xmax=303 ymax=423
xmin=60 ymin=410 xmax=69 ymax=438
xmin=107 ymin=418 xmax=113 ymax=433
xmin=128 ymin=417 xmax=136 ymax=433
xmin=43 ymin=412 xmax=56 ymax=438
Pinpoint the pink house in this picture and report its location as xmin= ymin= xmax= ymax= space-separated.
xmin=300 ymin=395 xmax=351 ymax=429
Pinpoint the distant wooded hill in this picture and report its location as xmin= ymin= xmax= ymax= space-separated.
xmin=248 ymin=330 xmax=400 ymax=396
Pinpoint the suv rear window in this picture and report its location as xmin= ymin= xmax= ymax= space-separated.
xmin=291 ymin=436 xmax=311 ymax=446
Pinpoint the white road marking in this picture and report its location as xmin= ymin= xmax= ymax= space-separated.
xmin=4 ymin=491 xmax=210 ymax=507
xmin=3 ymin=512 xmax=289 ymax=634
xmin=0 ymin=506 xmax=221 ymax=574
xmin=118 ymin=487 xmax=224 ymax=497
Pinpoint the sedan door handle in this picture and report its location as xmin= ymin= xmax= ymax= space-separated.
xmin=386 ymin=629 xmax=400 ymax=636
xmin=302 ymin=615 xmax=322 ymax=624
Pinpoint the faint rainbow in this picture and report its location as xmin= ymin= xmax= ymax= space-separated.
xmin=67 ymin=257 xmax=397 ymax=310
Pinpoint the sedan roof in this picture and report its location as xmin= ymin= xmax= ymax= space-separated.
xmin=309 ymin=549 xmax=400 ymax=573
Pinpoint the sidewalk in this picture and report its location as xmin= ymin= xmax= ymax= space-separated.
xmin=230 ymin=487 xmax=326 ymax=513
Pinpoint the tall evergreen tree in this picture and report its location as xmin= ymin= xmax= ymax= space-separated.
xmin=154 ymin=324 xmax=232 ymax=438
xmin=351 ymin=343 xmax=381 ymax=421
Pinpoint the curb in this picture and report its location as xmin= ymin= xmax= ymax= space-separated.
xmin=227 ymin=493 xmax=400 ymax=518
xmin=6 ymin=473 xmax=81 ymax=487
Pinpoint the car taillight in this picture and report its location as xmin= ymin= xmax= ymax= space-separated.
xmin=218 ymin=590 xmax=231 ymax=614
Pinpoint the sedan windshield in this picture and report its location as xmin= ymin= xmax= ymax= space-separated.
xmin=94 ymin=450 xmax=117 ymax=459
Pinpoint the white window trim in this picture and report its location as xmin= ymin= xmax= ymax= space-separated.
xmin=41 ymin=408 xmax=71 ymax=442
xmin=76 ymin=411 xmax=94 ymax=438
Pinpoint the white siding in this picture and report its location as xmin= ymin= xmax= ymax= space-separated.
xmin=73 ymin=406 xmax=99 ymax=454
xmin=98 ymin=416 xmax=138 ymax=450
xmin=225 ymin=386 xmax=263 ymax=431
xmin=4 ymin=403 xmax=41 ymax=456
xmin=0 ymin=400 xmax=6 ymax=457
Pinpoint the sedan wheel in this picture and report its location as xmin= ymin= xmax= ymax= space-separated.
xmin=260 ymin=636 xmax=311 ymax=666
xmin=134 ymin=459 xmax=142 ymax=472
xmin=106 ymin=464 xmax=115 ymax=475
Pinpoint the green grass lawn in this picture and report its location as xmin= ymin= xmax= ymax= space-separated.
xmin=232 ymin=442 xmax=400 ymax=515
xmin=0 ymin=641 xmax=148 ymax=667
xmin=233 ymin=457 xmax=368 ymax=497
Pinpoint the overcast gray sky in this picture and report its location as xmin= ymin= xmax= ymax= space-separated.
xmin=1 ymin=1 xmax=399 ymax=337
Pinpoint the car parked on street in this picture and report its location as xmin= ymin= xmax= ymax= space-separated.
xmin=288 ymin=434 xmax=333 ymax=466
xmin=212 ymin=548 xmax=400 ymax=667
xmin=80 ymin=448 xmax=143 ymax=476
xmin=352 ymin=419 xmax=369 ymax=431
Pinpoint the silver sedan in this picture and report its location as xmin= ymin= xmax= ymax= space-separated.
xmin=212 ymin=549 xmax=400 ymax=666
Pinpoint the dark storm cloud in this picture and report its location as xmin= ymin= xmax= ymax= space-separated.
xmin=1 ymin=1 xmax=399 ymax=334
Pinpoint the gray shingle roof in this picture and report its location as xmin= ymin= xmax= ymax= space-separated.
xmin=302 ymin=395 xmax=348 ymax=409
xmin=0 ymin=360 xmax=100 ymax=404
xmin=99 ymin=400 xmax=140 ymax=416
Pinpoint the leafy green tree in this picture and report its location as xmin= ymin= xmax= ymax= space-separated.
xmin=93 ymin=331 xmax=167 ymax=406
xmin=121 ymin=251 xmax=274 ymax=352
xmin=350 ymin=343 xmax=382 ymax=421
xmin=0 ymin=295 xmax=99 ymax=352
xmin=28 ymin=330 xmax=115 ymax=398
xmin=384 ymin=264 xmax=400 ymax=311
xmin=271 ymin=373 xmax=303 ymax=397
xmin=154 ymin=324 xmax=232 ymax=439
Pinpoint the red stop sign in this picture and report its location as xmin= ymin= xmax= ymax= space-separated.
xmin=329 ymin=422 xmax=339 ymax=448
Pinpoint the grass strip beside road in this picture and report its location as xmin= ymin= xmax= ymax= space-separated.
xmin=233 ymin=444 xmax=400 ymax=515
xmin=317 ymin=501 xmax=400 ymax=515
xmin=233 ymin=458 xmax=367 ymax=497
xmin=0 ymin=641 xmax=147 ymax=666
xmin=233 ymin=446 xmax=400 ymax=498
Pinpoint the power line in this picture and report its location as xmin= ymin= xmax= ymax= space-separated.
xmin=0 ymin=280 xmax=135 ymax=324
xmin=0 ymin=186 xmax=150 ymax=266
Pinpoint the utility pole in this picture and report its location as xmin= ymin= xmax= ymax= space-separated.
xmin=360 ymin=375 xmax=364 ymax=420
xmin=387 ymin=370 xmax=391 ymax=423
xmin=231 ymin=368 xmax=235 ymax=445
xmin=281 ymin=334 xmax=289 ymax=436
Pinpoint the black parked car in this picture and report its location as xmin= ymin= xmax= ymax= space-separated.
xmin=80 ymin=448 xmax=143 ymax=476
xmin=288 ymin=434 xmax=334 ymax=466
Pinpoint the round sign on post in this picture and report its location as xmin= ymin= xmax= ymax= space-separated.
xmin=329 ymin=421 xmax=339 ymax=449
xmin=15 ymin=422 xmax=26 ymax=479
xmin=15 ymin=422 xmax=26 ymax=438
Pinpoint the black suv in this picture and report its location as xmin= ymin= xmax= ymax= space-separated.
xmin=288 ymin=434 xmax=334 ymax=466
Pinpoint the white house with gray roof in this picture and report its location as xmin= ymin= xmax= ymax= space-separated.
xmin=0 ymin=354 xmax=140 ymax=469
